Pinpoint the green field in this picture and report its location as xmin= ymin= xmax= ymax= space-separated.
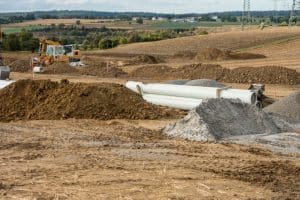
xmin=147 ymin=21 xmax=240 ymax=30
xmin=2 ymin=25 xmax=46 ymax=34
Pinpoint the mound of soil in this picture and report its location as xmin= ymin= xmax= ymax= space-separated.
xmin=173 ymin=51 xmax=197 ymax=59
xmin=130 ymin=65 xmax=174 ymax=79
xmin=80 ymin=62 xmax=127 ymax=78
xmin=130 ymin=64 xmax=300 ymax=85
xmin=195 ymin=48 xmax=229 ymax=61
xmin=8 ymin=60 xmax=31 ymax=72
xmin=195 ymin=48 xmax=266 ymax=61
xmin=128 ymin=55 xmax=164 ymax=65
xmin=264 ymin=92 xmax=300 ymax=121
xmin=228 ymin=52 xmax=266 ymax=60
xmin=176 ymin=64 xmax=229 ymax=81
xmin=223 ymin=66 xmax=300 ymax=85
xmin=43 ymin=62 xmax=79 ymax=75
xmin=164 ymin=99 xmax=281 ymax=142
xmin=0 ymin=79 xmax=176 ymax=122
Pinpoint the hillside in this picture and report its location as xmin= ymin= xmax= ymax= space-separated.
xmin=102 ymin=27 xmax=300 ymax=55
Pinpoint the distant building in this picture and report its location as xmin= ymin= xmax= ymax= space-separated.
xmin=211 ymin=16 xmax=219 ymax=20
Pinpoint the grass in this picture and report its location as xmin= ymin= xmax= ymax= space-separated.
xmin=2 ymin=25 xmax=46 ymax=34
xmin=147 ymin=21 xmax=240 ymax=30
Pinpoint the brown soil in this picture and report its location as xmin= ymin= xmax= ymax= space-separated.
xmin=42 ymin=62 xmax=79 ymax=75
xmin=223 ymin=66 xmax=300 ymax=85
xmin=0 ymin=79 xmax=177 ymax=122
xmin=130 ymin=64 xmax=300 ymax=85
xmin=0 ymin=120 xmax=299 ymax=199
xmin=130 ymin=55 xmax=164 ymax=65
xmin=8 ymin=59 xmax=31 ymax=72
xmin=129 ymin=65 xmax=174 ymax=79
xmin=195 ymin=48 xmax=266 ymax=61
xmin=80 ymin=62 xmax=127 ymax=78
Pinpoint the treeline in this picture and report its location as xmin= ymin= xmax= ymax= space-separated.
xmin=32 ymin=25 xmax=195 ymax=50
xmin=1 ymin=29 xmax=39 ymax=52
xmin=0 ymin=14 xmax=35 ymax=24
xmin=0 ymin=10 xmax=297 ymax=22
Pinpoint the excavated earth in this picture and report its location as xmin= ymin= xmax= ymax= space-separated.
xmin=0 ymin=79 xmax=177 ymax=122
xmin=195 ymin=48 xmax=266 ymax=61
xmin=130 ymin=64 xmax=300 ymax=85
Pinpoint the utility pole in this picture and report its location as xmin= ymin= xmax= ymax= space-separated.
xmin=242 ymin=0 xmax=251 ymax=30
xmin=289 ymin=0 xmax=296 ymax=25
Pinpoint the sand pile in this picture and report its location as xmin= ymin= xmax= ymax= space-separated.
xmin=43 ymin=62 xmax=79 ymax=74
xmin=8 ymin=60 xmax=31 ymax=72
xmin=195 ymin=48 xmax=266 ymax=61
xmin=0 ymin=79 xmax=176 ymax=122
xmin=164 ymin=99 xmax=283 ymax=142
xmin=264 ymin=92 xmax=300 ymax=121
xmin=80 ymin=62 xmax=127 ymax=78
xmin=223 ymin=66 xmax=300 ymax=85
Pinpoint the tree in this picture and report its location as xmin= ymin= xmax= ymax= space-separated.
xmin=136 ymin=17 xmax=144 ymax=24
xmin=58 ymin=23 xmax=65 ymax=29
xmin=76 ymin=20 xmax=81 ymax=25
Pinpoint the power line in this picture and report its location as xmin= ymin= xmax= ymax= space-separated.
xmin=242 ymin=0 xmax=251 ymax=30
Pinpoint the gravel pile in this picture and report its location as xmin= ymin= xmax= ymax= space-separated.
xmin=264 ymin=92 xmax=300 ymax=121
xmin=164 ymin=98 xmax=289 ymax=142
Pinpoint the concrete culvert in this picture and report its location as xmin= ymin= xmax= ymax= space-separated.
xmin=164 ymin=98 xmax=281 ymax=142
xmin=164 ymin=80 xmax=189 ymax=85
xmin=185 ymin=79 xmax=225 ymax=88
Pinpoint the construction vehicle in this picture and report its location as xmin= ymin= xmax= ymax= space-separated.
xmin=32 ymin=39 xmax=82 ymax=72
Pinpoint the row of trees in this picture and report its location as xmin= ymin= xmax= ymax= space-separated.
xmin=1 ymin=29 xmax=39 ymax=52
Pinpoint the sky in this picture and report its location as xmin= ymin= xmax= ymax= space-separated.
xmin=0 ymin=0 xmax=293 ymax=13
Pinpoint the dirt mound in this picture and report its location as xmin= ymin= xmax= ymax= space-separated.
xmin=80 ymin=62 xmax=127 ymax=78
xmin=130 ymin=64 xmax=300 ymax=85
xmin=0 ymin=79 xmax=176 ymax=122
xmin=195 ymin=48 xmax=229 ymax=61
xmin=164 ymin=99 xmax=281 ymax=142
xmin=264 ymin=92 xmax=300 ymax=121
xmin=130 ymin=65 xmax=174 ymax=79
xmin=130 ymin=55 xmax=164 ymax=65
xmin=8 ymin=60 xmax=31 ymax=72
xmin=43 ymin=62 xmax=79 ymax=75
xmin=223 ymin=66 xmax=300 ymax=85
xmin=195 ymin=48 xmax=266 ymax=61
xmin=176 ymin=64 xmax=229 ymax=80
xmin=173 ymin=51 xmax=197 ymax=59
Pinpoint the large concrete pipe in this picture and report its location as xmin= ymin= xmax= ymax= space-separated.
xmin=0 ymin=80 xmax=15 ymax=89
xmin=143 ymin=94 xmax=203 ymax=110
xmin=126 ymin=81 xmax=257 ymax=105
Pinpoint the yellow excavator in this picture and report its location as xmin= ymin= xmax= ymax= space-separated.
xmin=32 ymin=39 xmax=82 ymax=72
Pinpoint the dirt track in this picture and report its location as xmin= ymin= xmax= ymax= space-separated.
xmin=0 ymin=120 xmax=299 ymax=199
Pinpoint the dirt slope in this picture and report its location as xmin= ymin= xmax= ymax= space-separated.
xmin=102 ymin=28 xmax=300 ymax=55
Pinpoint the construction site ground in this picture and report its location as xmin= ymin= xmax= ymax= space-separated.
xmin=1 ymin=27 xmax=300 ymax=199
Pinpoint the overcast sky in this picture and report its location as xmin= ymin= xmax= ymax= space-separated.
xmin=0 ymin=0 xmax=293 ymax=13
